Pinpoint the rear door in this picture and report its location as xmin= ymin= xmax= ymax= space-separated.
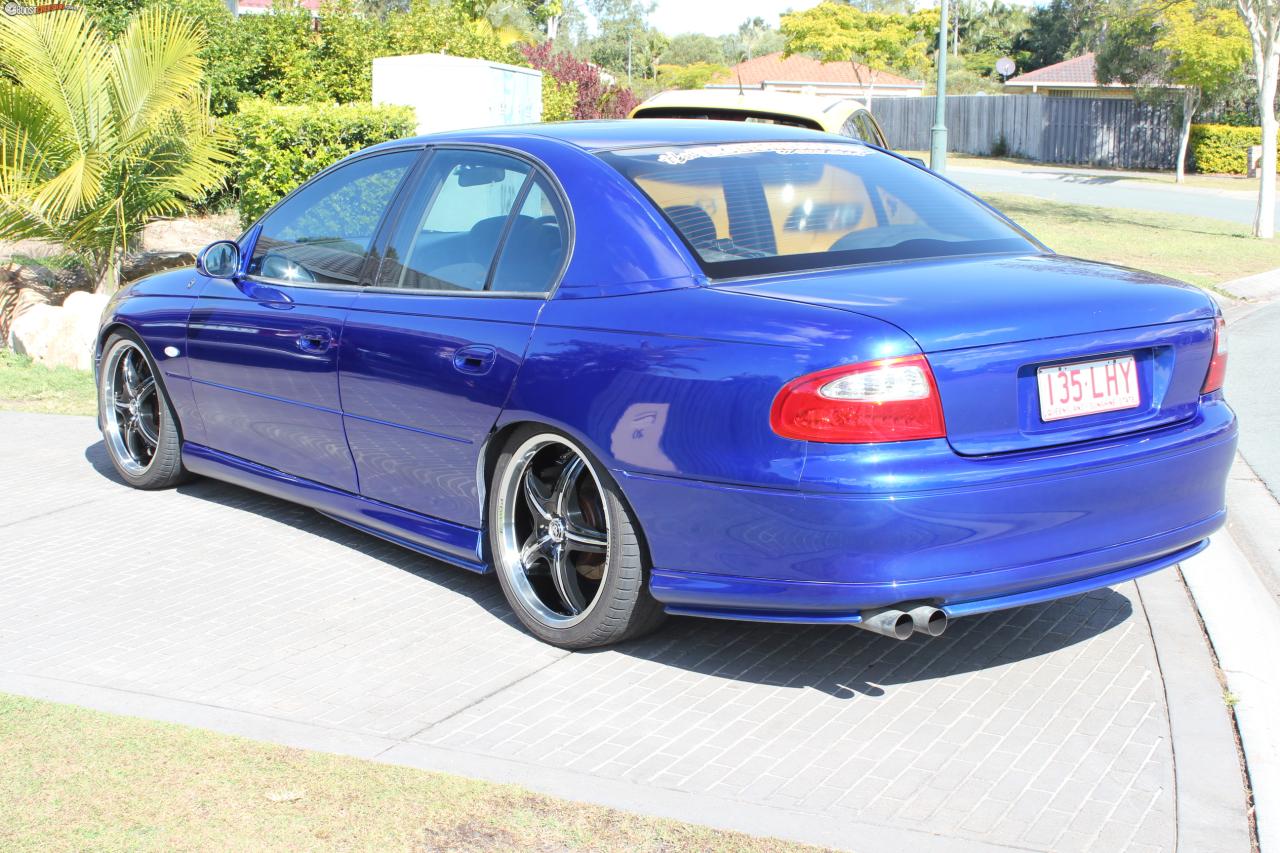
xmin=340 ymin=147 xmax=569 ymax=527
xmin=186 ymin=149 xmax=419 ymax=491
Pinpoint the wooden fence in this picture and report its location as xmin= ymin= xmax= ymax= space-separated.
xmin=872 ymin=95 xmax=1180 ymax=170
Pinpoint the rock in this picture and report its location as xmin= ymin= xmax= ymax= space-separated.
xmin=122 ymin=251 xmax=196 ymax=283
xmin=8 ymin=289 xmax=106 ymax=371
xmin=1 ymin=282 xmax=50 ymax=344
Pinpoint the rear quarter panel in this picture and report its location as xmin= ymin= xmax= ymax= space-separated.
xmin=500 ymin=286 xmax=920 ymax=487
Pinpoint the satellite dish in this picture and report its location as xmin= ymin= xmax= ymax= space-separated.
xmin=995 ymin=57 xmax=1016 ymax=78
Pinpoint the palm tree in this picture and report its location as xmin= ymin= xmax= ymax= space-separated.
xmin=0 ymin=9 xmax=230 ymax=293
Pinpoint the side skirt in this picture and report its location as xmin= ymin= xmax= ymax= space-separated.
xmin=181 ymin=443 xmax=489 ymax=574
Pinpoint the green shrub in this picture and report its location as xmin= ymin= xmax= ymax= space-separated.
xmin=1188 ymin=123 xmax=1277 ymax=174
xmin=227 ymin=100 xmax=416 ymax=227
xmin=541 ymin=75 xmax=578 ymax=122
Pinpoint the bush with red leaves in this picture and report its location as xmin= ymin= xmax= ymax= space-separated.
xmin=521 ymin=42 xmax=640 ymax=120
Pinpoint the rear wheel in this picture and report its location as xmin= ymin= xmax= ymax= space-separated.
xmin=489 ymin=427 xmax=665 ymax=649
xmin=98 ymin=333 xmax=188 ymax=490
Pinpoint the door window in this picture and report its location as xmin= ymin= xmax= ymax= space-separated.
xmin=247 ymin=150 xmax=417 ymax=286
xmin=489 ymin=175 xmax=569 ymax=293
xmin=378 ymin=150 xmax=567 ymax=293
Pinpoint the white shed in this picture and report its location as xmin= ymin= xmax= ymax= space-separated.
xmin=372 ymin=53 xmax=544 ymax=136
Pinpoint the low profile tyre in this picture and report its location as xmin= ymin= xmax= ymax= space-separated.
xmin=98 ymin=332 xmax=188 ymax=490
xmin=489 ymin=427 xmax=666 ymax=649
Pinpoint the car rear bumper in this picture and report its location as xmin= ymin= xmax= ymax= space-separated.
xmin=619 ymin=399 xmax=1236 ymax=620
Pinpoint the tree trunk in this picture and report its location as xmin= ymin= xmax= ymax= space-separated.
xmin=1257 ymin=50 xmax=1279 ymax=238
xmin=546 ymin=14 xmax=559 ymax=41
xmin=1176 ymin=87 xmax=1199 ymax=185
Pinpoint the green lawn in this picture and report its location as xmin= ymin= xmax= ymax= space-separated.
xmin=0 ymin=692 xmax=815 ymax=852
xmin=983 ymin=192 xmax=1280 ymax=288
xmin=0 ymin=349 xmax=96 ymax=416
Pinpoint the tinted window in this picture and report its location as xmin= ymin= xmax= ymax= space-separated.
xmin=377 ymin=150 xmax=527 ymax=291
xmin=248 ymin=151 xmax=416 ymax=285
xmin=489 ymin=175 xmax=569 ymax=293
xmin=599 ymin=141 xmax=1037 ymax=278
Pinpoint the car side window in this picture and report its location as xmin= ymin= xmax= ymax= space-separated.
xmin=489 ymin=174 xmax=569 ymax=293
xmin=377 ymin=150 xmax=536 ymax=292
xmin=248 ymin=150 xmax=417 ymax=286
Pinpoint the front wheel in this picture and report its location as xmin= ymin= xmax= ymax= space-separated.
xmin=488 ymin=427 xmax=665 ymax=649
xmin=98 ymin=332 xmax=188 ymax=490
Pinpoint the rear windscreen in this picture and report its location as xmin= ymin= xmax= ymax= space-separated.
xmin=599 ymin=141 xmax=1039 ymax=278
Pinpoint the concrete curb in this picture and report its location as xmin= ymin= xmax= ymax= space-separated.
xmin=1179 ymin=459 xmax=1280 ymax=853
xmin=1135 ymin=569 xmax=1252 ymax=853
xmin=0 ymin=670 xmax=1027 ymax=853
xmin=1220 ymin=269 xmax=1280 ymax=303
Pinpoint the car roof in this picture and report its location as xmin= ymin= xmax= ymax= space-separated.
xmin=629 ymin=89 xmax=867 ymax=129
xmin=378 ymin=118 xmax=846 ymax=154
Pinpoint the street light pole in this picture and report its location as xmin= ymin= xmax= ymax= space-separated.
xmin=929 ymin=0 xmax=949 ymax=172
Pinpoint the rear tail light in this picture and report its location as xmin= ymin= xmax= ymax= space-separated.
xmin=771 ymin=354 xmax=946 ymax=443
xmin=1201 ymin=315 xmax=1228 ymax=394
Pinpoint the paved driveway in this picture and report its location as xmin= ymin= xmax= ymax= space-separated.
xmin=0 ymin=412 xmax=1206 ymax=852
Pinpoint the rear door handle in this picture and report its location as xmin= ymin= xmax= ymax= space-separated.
xmin=453 ymin=344 xmax=497 ymax=375
xmin=296 ymin=331 xmax=332 ymax=353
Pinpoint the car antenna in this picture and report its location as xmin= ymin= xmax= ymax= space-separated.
xmin=737 ymin=68 xmax=744 ymax=96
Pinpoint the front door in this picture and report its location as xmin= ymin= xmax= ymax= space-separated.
xmin=187 ymin=149 xmax=420 ymax=492
xmin=340 ymin=148 xmax=569 ymax=526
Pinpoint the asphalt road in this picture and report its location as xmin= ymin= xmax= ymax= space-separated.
xmin=944 ymin=166 xmax=1276 ymax=227
xmin=1228 ymin=300 xmax=1280 ymax=498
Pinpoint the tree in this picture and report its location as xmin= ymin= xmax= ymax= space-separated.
xmin=1097 ymin=0 xmax=1249 ymax=183
xmin=780 ymin=2 xmax=935 ymax=106
xmin=521 ymin=41 xmax=639 ymax=117
xmin=585 ymin=0 xmax=661 ymax=81
xmin=0 ymin=8 xmax=230 ymax=292
xmin=1236 ymin=0 xmax=1280 ymax=236
xmin=661 ymin=33 xmax=726 ymax=66
xmin=723 ymin=17 xmax=784 ymax=62
xmin=1015 ymin=0 xmax=1104 ymax=71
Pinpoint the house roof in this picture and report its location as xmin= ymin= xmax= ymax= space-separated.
xmin=715 ymin=52 xmax=921 ymax=88
xmin=1004 ymin=53 xmax=1111 ymax=88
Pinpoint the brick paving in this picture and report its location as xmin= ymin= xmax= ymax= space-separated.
xmin=0 ymin=411 xmax=1176 ymax=852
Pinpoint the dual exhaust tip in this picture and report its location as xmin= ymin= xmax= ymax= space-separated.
xmin=858 ymin=603 xmax=948 ymax=640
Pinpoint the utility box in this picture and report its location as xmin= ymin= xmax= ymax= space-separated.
xmin=372 ymin=53 xmax=543 ymax=135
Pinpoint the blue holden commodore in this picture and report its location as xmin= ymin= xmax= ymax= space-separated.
xmin=95 ymin=120 xmax=1236 ymax=649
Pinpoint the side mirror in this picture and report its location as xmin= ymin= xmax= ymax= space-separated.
xmin=196 ymin=240 xmax=241 ymax=278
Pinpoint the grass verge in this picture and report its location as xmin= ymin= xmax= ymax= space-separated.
xmin=982 ymin=192 xmax=1280 ymax=288
xmin=0 ymin=349 xmax=96 ymax=416
xmin=0 ymin=693 xmax=816 ymax=852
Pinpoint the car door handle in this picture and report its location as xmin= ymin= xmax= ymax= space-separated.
xmin=296 ymin=331 xmax=332 ymax=353
xmin=453 ymin=344 xmax=497 ymax=375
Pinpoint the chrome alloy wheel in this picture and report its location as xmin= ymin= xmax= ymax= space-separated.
xmin=102 ymin=341 xmax=160 ymax=476
xmin=495 ymin=434 xmax=611 ymax=627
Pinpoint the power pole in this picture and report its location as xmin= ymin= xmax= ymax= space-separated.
xmin=627 ymin=33 xmax=633 ymax=87
xmin=929 ymin=0 xmax=949 ymax=173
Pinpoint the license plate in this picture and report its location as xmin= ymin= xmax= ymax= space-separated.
xmin=1036 ymin=355 xmax=1140 ymax=422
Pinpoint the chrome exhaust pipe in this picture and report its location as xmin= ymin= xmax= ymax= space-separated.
xmin=907 ymin=604 xmax=948 ymax=637
xmin=856 ymin=607 xmax=915 ymax=640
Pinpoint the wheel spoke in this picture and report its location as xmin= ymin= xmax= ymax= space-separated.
xmin=522 ymin=468 xmax=553 ymax=521
xmin=134 ymin=375 xmax=156 ymax=405
xmin=563 ymin=520 xmax=607 ymax=554
xmin=519 ymin=532 xmax=551 ymax=571
xmin=552 ymin=455 xmax=584 ymax=517
xmin=113 ymin=394 xmax=131 ymax=412
xmin=121 ymin=351 xmax=141 ymax=396
xmin=550 ymin=544 xmax=587 ymax=615
xmin=135 ymin=412 xmax=159 ymax=447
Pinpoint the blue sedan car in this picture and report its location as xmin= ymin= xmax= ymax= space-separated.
xmin=95 ymin=120 xmax=1235 ymax=649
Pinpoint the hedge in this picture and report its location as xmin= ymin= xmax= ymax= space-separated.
xmin=226 ymin=100 xmax=417 ymax=226
xmin=1188 ymin=123 xmax=1278 ymax=175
